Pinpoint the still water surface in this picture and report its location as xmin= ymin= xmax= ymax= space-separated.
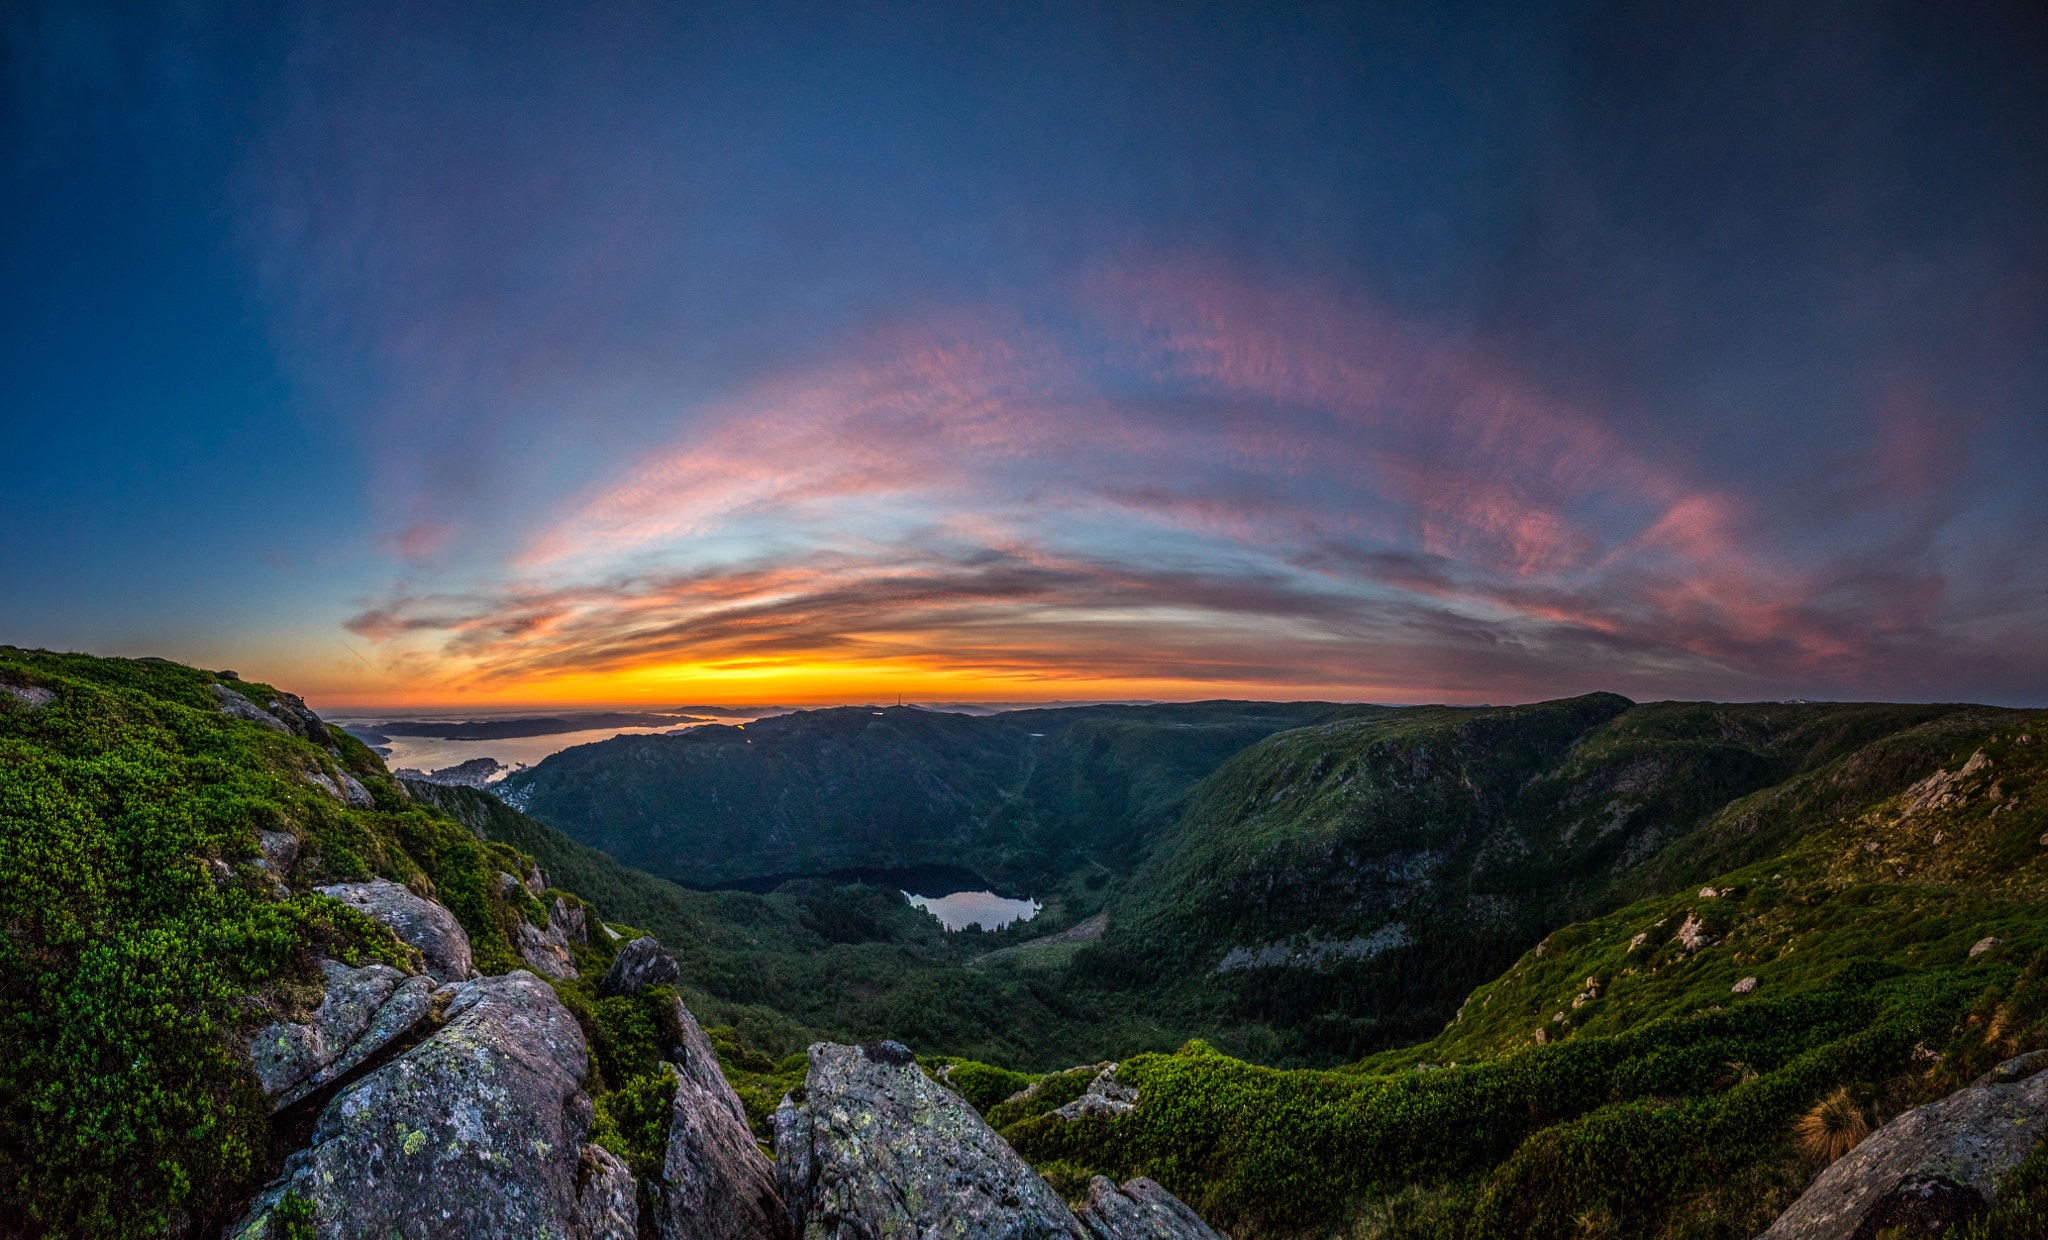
xmin=905 ymin=890 xmax=1041 ymax=931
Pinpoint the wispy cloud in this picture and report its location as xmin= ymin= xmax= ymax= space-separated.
xmin=335 ymin=258 xmax=2041 ymax=703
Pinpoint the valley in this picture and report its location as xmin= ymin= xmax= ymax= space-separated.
xmin=4 ymin=646 xmax=2045 ymax=1239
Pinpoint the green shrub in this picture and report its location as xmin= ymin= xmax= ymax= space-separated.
xmin=590 ymin=1072 xmax=679 ymax=1179
xmin=924 ymin=1056 xmax=1038 ymax=1114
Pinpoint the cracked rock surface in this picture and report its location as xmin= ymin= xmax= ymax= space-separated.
xmin=228 ymin=971 xmax=597 ymax=1239
xmin=1076 ymin=1176 xmax=1225 ymax=1240
xmin=316 ymin=878 xmax=476 ymax=983
xmin=1761 ymin=1051 xmax=2048 ymax=1240
xmin=246 ymin=959 xmax=437 ymax=1111
xmin=774 ymin=1040 xmax=1085 ymax=1240
xmin=519 ymin=897 xmax=587 ymax=980
xmin=647 ymin=992 xmax=791 ymax=1240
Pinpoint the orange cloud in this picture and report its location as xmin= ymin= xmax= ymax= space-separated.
xmin=326 ymin=258 xmax=2006 ymax=707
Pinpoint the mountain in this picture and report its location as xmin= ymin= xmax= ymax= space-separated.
xmin=494 ymin=700 xmax=1354 ymax=889
xmin=9 ymin=643 xmax=2045 ymax=1240
xmin=1084 ymin=695 xmax=2001 ymax=1056
xmin=496 ymin=691 xmax=2012 ymax=1062
xmin=997 ymin=709 xmax=2048 ymax=1239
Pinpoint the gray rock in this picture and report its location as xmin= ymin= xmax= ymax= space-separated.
xmin=1677 ymin=911 xmax=1715 ymax=952
xmin=227 ymin=972 xmax=598 ymax=1240
xmin=303 ymin=766 xmax=376 ymax=809
xmin=1973 ymin=1048 xmax=2048 ymax=1087
xmin=209 ymin=683 xmax=290 ymax=734
xmin=773 ymin=1040 xmax=1085 ymax=1240
xmin=1 ymin=683 xmax=55 ymax=709
xmin=1077 ymin=1176 xmax=1225 ymax=1240
xmin=649 ymin=1057 xmax=791 ymax=1240
xmin=527 ymin=865 xmax=551 ymax=897
xmin=1760 ymin=1052 xmax=2048 ymax=1240
xmin=247 ymin=959 xmax=438 ymax=1111
xmin=553 ymin=897 xmax=588 ymax=947
xmin=600 ymin=935 xmax=681 ymax=997
xmin=517 ymin=899 xmax=590 ymax=980
xmin=257 ymin=830 xmax=299 ymax=876
xmin=520 ymin=922 xmax=580 ymax=981
xmin=573 ymin=1143 xmax=640 ymax=1240
xmin=669 ymin=994 xmax=749 ymax=1128
xmin=500 ymin=870 xmax=525 ymax=898
xmin=1053 ymin=1064 xmax=1140 ymax=1121
xmin=316 ymin=879 xmax=477 ymax=983
xmin=262 ymin=690 xmax=335 ymax=746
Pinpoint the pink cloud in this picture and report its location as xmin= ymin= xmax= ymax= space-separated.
xmin=339 ymin=256 xmax=2032 ymax=700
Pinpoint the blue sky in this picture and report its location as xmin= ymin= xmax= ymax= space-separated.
xmin=4 ymin=0 xmax=2045 ymax=707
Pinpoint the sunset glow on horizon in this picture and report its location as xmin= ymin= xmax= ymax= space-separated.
xmin=6 ymin=2 xmax=2045 ymax=711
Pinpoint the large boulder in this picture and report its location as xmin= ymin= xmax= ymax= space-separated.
xmin=228 ymin=972 xmax=604 ymax=1239
xmin=645 ymin=992 xmax=791 ymax=1239
xmin=1076 ymin=1176 xmax=1225 ymax=1240
xmin=1760 ymin=1051 xmax=2048 ymax=1239
xmin=600 ymin=934 xmax=681 ymax=996
xmin=773 ymin=1040 xmax=1086 ymax=1240
xmin=246 ymin=959 xmax=438 ymax=1110
xmin=317 ymin=878 xmax=476 ymax=984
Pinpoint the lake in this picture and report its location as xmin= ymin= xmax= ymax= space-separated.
xmin=904 ymin=889 xmax=1042 ymax=932
xmin=693 ymin=864 xmax=1041 ymax=931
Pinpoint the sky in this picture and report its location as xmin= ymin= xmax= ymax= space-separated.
xmin=3 ymin=0 xmax=2045 ymax=709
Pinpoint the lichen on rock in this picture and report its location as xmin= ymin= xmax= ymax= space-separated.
xmin=1760 ymin=1050 xmax=2048 ymax=1239
xmin=1076 ymin=1175 xmax=1224 ymax=1240
xmin=229 ymin=971 xmax=600 ymax=1239
xmin=774 ymin=1039 xmax=1085 ymax=1240
xmin=316 ymin=878 xmax=477 ymax=984
xmin=246 ymin=958 xmax=437 ymax=1111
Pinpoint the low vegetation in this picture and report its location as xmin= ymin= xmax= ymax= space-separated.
xmin=7 ymin=643 xmax=2046 ymax=1239
xmin=996 ymin=713 xmax=2048 ymax=1237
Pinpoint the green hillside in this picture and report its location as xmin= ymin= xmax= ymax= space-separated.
xmin=1078 ymin=696 xmax=2000 ymax=1058
xmin=403 ymin=778 xmax=1189 ymax=1068
xmin=996 ymin=710 xmax=2048 ymax=1238
xmin=494 ymin=700 xmax=1351 ymax=889
xmin=10 ymin=642 xmax=2045 ymax=1240
xmin=0 ymin=648 xmax=624 ymax=1234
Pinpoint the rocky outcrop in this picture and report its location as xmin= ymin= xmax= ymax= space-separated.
xmin=600 ymin=934 xmax=681 ymax=996
xmin=262 ymin=689 xmax=336 ymax=746
xmin=774 ymin=1040 xmax=1086 ymax=1240
xmin=519 ymin=898 xmax=587 ymax=980
xmin=229 ymin=972 xmax=599 ymax=1239
xmin=650 ymin=1057 xmax=792 ymax=1240
xmin=1076 ymin=1176 xmax=1225 ymax=1240
xmin=1053 ymin=1063 xmax=1140 ymax=1120
xmin=573 ymin=1143 xmax=641 ymax=1240
xmin=1 ymin=683 xmax=55 ymax=708
xmin=316 ymin=879 xmax=476 ymax=984
xmin=1760 ymin=1050 xmax=2048 ymax=1239
xmin=247 ymin=959 xmax=438 ymax=1110
xmin=209 ymin=683 xmax=291 ymax=734
xmin=303 ymin=766 xmax=376 ymax=808
xmin=1677 ymin=911 xmax=1715 ymax=952
xmin=645 ymin=991 xmax=791 ymax=1239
